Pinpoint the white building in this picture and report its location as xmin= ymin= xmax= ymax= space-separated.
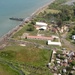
xmin=72 ymin=35 xmax=75 ymax=40
xmin=64 ymin=59 xmax=68 ymax=63
xmin=36 ymin=22 xmax=47 ymax=26
xmin=58 ymin=74 xmax=61 ymax=75
xmin=63 ymin=69 xmax=66 ymax=73
xmin=47 ymin=40 xmax=61 ymax=46
xmin=57 ymin=60 xmax=60 ymax=64
xmin=35 ymin=22 xmax=48 ymax=30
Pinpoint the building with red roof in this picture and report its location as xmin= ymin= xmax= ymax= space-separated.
xmin=26 ymin=35 xmax=53 ymax=40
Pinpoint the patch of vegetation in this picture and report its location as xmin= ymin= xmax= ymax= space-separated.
xmin=56 ymin=50 xmax=63 ymax=54
xmin=48 ymin=0 xmax=69 ymax=9
xmin=0 ymin=62 xmax=20 ymax=75
xmin=66 ymin=26 xmax=75 ymax=44
xmin=0 ymin=45 xmax=51 ymax=67
xmin=71 ymin=60 xmax=75 ymax=66
xmin=0 ymin=45 xmax=53 ymax=75
xmin=0 ymin=51 xmax=16 ymax=60
xmin=26 ymin=23 xmax=35 ymax=31
xmin=12 ymin=23 xmax=38 ymax=39
xmin=38 ymin=30 xmax=57 ymax=36
xmin=45 ymin=9 xmax=61 ymax=14
xmin=24 ymin=39 xmax=46 ymax=45
xmin=49 ymin=50 xmax=53 ymax=62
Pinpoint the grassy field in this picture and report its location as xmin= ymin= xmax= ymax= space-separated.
xmin=0 ymin=44 xmax=53 ymax=75
xmin=0 ymin=45 xmax=51 ymax=67
xmin=45 ymin=9 xmax=61 ymax=14
xmin=24 ymin=39 xmax=47 ymax=45
xmin=12 ymin=23 xmax=38 ymax=39
xmin=0 ymin=62 xmax=20 ymax=75
xmin=39 ymin=29 xmax=57 ymax=36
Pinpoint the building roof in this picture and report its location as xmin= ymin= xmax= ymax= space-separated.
xmin=36 ymin=22 xmax=47 ymax=26
xmin=73 ymin=66 xmax=75 ymax=70
xmin=57 ymin=60 xmax=60 ymax=64
xmin=48 ymin=63 xmax=51 ymax=66
xmin=68 ymin=52 xmax=74 ymax=57
xmin=64 ymin=59 xmax=68 ymax=63
xmin=72 ymin=35 xmax=75 ymax=40
xmin=58 ymin=74 xmax=61 ymax=75
xmin=53 ymin=50 xmax=56 ymax=54
xmin=54 ymin=73 xmax=57 ymax=75
xmin=48 ymin=40 xmax=61 ymax=46
xmin=63 ymin=69 xmax=66 ymax=73
xmin=27 ymin=36 xmax=53 ymax=40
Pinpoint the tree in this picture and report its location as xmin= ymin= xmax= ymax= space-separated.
xmin=58 ymin=5 xmax=73 ymax=21
xmin=57 ymin=19 xmax=63 ymax=28
xmin=71 ymin=61 xmax=75 ymax=66
xmin=31 ymin=20 xmax=36 ymax=25
xmin=27 ymin=24 xmax=35 ymax=31
xmin=72 ymin=30 xmax=75 ymax=35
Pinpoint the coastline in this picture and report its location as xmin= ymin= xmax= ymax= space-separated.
xmin=30 ymin=0 xmax=55 ymax=17
xmin=0 ymin=0 xmax=55 ymax=46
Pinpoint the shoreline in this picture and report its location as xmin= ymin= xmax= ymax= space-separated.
xmin=0 ymin=0 xmax=55 ymax=46
xmin=30 ymin=0 xmax=55 ymax=17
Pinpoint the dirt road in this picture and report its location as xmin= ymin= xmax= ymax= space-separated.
xmin=61 ymin=32 xmax=75 ymax=51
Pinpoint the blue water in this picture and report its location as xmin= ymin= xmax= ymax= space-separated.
xmin=0 ymin=0 xmax=53 ymax=37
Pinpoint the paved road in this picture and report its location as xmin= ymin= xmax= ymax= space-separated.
xmin=61 ymin=32 xmax=75 ymax=51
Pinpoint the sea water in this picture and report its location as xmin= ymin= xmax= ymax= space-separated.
xmin=0 ymin=0 xmax=53 ymax=37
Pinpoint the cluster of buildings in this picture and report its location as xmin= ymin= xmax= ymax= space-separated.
xmin=57 ymin=25 xmax=69 ymax=33
xmin=22 ymin=21 xmax=61 ymax=46
xmin=48 ymin=50 xmax=75 ymax=75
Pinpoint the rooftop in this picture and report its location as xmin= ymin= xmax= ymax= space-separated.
xmin=26 ymin=35 xmax=53 ymax=40
xmin=36 ymin=22 xmax=48 ymax=26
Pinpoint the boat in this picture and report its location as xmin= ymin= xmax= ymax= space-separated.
xmin=9 ymin=17 xmax=24 ymax=21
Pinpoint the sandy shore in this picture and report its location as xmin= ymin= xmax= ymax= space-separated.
xmin=31 ymin=0 xmax=55 ymax=17
xmin=0 ymin=0 xmax=55 ymax=45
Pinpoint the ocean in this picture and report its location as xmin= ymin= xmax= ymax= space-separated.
xmin=0 ymin=0 xmax=53 ymax=37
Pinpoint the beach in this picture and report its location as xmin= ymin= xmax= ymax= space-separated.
xmin=31 ymin=0 xmax=55 ymax=16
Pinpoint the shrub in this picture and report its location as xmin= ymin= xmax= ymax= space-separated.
xmin=71 ymin=60 xmax=75 ymax=66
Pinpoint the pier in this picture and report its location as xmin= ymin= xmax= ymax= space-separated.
xmin=9 ymin=17 xmax=24 ymax=21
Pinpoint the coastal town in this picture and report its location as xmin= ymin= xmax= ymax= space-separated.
xmin=0 ymin=0 xmax=75 ymax=75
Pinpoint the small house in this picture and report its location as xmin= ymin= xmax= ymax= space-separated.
xmin=64 ymin=59 xmax=68 ymax=63
xmin=57 ymin=60 xmax=60 ymax=64
xmin=62 ymin=69 xmax=66 ymax=73
xmin=58 ymin=74 xmax=61 ymax=75
xmin=72 ymin=35 xmax=75 ymax=40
